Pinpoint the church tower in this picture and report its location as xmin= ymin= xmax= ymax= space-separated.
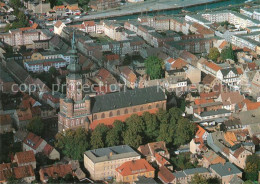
xmin=66 ymin=32 xmax=83 ymax=102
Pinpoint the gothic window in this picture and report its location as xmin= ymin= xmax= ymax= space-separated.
xmin=148 ymin=105 xmax=152 ymax=109
xmin=81 ymin=119 xmax=84 ymax=124
xmin=117 ymin=110 xmax=120 ymax=116
xmin=109 ymin=112 xmax=113 ymax=117
xmin=93 ymin=114 xmax=97 ymax=120
xmin=76 ymin=119 xmax=79 ymax=125
xmin=156 ymin=103 xmax=159 ymax=108
xmin=124 ymin=109 xmax=128 ymax=114
xmin=101 ymin=113 xmax=105 ymax=118
xmin=133 ymin=108 xmax=136 ymax=112
xmin=140 ymin=107 xmax=144 ymax=111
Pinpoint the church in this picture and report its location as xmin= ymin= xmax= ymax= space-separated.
xmin=58 ymin=34 xmax=167 ymax=132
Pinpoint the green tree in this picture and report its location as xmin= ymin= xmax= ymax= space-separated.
xmin=244 ymin=154 xmax=260 ymax=181
xmin=10 ymin=0 xmax=21 ymax=7
xmin=142 ymin=112 xmax=159 ymax=141
xmin=122 ymin=114 xmax=145 ymax=148
xmin=190 ymin=173 xmax=208 ymax=184
xmin=106 ymin=128 xmax=120 ymax=147
xmin=123 ymin=128 xmax=142 ymax=148
xmin=49 ymin=66 xmax=59 ymax=77
xmin=208 ymin=47 xmax=220 ymax=62
xmin=157 ymin=123 xmax=175 ymax=144
xmin=125 ymin=114 xmax=145 ymax=134
xmin=55 ymin=128 xmax=89 ymax=160
xmin=145 ymin=56 xmax=164 ymax=79
xmin=221 ymin=44 xmax=235 ymax=61
xmin=90 ymin=124 xmax=109 ymax=149
xmin=26 ymin=117 xmax=44 ymax=136
xmin=168 ymin=107 xmax=182 ymax=122
xmin=174 ymin=117 xmax=196 ymax=146
xmin=156 ymin=109 xmax=170 ymax=124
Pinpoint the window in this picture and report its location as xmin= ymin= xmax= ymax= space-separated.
xmin=109 ymin=112 xmax=113 ymax=117
xmin=117 ymin=110 xmax=120 ymax=116
xmin=148 ymin=105 xmax=151 ymax=109
xmin=101 ymin=113 xmax=105 ymax=118
xmin=156 ymin=103 xmax=159 ymax=108
xmin=133 ymin=108 xmax=136 ymax=112
xmin=93 ymin=114 xmax=97 ymax=120
xmin=124 ymin=109 xmax=128 ymax=114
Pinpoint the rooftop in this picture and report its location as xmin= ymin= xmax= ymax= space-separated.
xmin=84 ymin=145 xmax=140 ymax=163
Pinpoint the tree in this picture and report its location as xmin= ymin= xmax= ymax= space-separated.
xmin=174 ymin=117 xmax=196 ymax=146
xmin=90 ymin=124 xmax=108 ymax=149
xmin=221 ymin=44 xmax=235 ymax=61
xmin=157 ymin=123 xmax=175 ymax=144
xmin=244 ymin=154 xmax=260 ymax=181
xmin=208 ymin=47 xmax=220 ymax=62
xmin=49 ymin=66 xmax=59 ymax=77
xmin=190 ymin=174 xmax=208 ymax=184
xmin=125 ymin=114 xmax=145 ymax=134
xmin=55 ymin=128 xmax=89 ymax=160
xmin=156 ymin=109 xmax=170 ymax=124
xmin=106 ymin=129 xmax=120 ymax=147
xmin=123 ymin=129 xmax=142 ymax=148
xmin=26 ymin=117 xmax=44 ymax=136
xmin=145 ymin=56 xmax=164 ymax=80
xmin=168 ymin=107 xmax=182 ymax=122
xmin=142 ymin=112 xmax=159 ymax=141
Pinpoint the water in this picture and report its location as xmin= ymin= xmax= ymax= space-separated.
xmin=105 ymin=0 xmax=250 ymax=21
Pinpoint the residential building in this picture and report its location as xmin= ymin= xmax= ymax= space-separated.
xmin=209 ymin=162 xmax=242 ymax=184
xmin=216 ymin=68 xmax=240 ymax=86
xmin=23 ymin=132 xmax=60 ymax=160
xmin=0 ymin=114 xmax=13 ymax=134
xmin=24 ymin=58 xmax=67 ymax=73
xmin=215 ymin=91 xmax=245 ymax=112
xmin=173 ymin=167 xmax=212 ymax=184
xmin=202 ymin=150 xmax=226 ymax=168
xmin=39 ymin=164 xmax=73 ymax=183
xmin=84 ymin=145 xmax=141 ymax=180
xmin=115 ymin=159 xmax=155 ymax=183
xmin=13 ymin=150 xmax=36 ymax=169
xmin=54 ymin=20 xmax=66 ymax=35
xmin=158 ymin=166 xmax=176 ymax=184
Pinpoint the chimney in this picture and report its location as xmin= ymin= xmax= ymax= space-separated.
xmin=109 ymin=152 xmax=113 ymax=157
xmin=228 ymin=167 xmax=231 ymax=172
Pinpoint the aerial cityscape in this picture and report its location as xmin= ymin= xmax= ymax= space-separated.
xmin=0 ymin=0 xmax=259 ymax=183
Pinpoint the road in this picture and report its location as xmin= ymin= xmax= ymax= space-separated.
xmin=76 ymin=0 xmax=219 ymax=21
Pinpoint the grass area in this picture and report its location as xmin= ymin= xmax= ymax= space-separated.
xmin=89 ymin=33 xmax=114 ymax=43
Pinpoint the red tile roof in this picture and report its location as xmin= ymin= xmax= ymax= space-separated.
xmin=13 ymin=165 xmax=35 ymax=179
xmin=194 ymin=99 xmax=214 ymax=105
xmin=237 ymin=68 xmax=243 ymax=75
xmin=40 ymin=164 xmax=72 ymax=179
xmin=15 ymin=150 xmax=35 ymax=165
xmin=248 ymin=62 xmax=257 ymax=70
xmin=205 ymin=61 xmax=222 ymax=72
xmin=23 ymin=132 xmax=44 ymax=150
xmin=200 ymin=92 xmax=218 ymax=99
xmin=115 ymin=159 xmax=154 ymax=176
xmin=233 ymin=147 xmax=246 ymax=159
xmin=219 ymin=41 xmax=228 ymax=49
xmin=0 ymin=163 xmax=11 ymax=171
xmin=155 ymin=152 xmax=168 ymax=166
xmin=43 ymin=144 xmax=54 ymax=156
xmin=54 ymin=20 xmax=63 ymax=28
xmin=105 ymin=54 xmax=119 ymax=61
xmin=83 ymin=21 xmax=95 ymax=27
xmin=171 ymin=58 xmax=188 ymax=69
xmin=158 ymin=166 xmax=175 ymax=183
xmin=0 ymin=114 xmax=12 ymax=125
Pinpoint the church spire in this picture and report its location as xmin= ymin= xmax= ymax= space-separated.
xmin=67 ymin=31 xmax=81 ymax=77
